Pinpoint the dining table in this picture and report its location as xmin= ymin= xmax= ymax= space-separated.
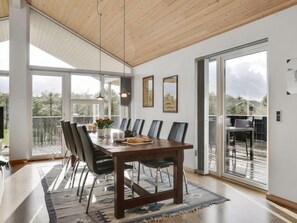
xmin=91 ymin=134 xmax=193 ymax=219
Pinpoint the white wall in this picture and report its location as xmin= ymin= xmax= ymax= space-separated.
xmin=133 ymin=6 xmax=297 ymax=203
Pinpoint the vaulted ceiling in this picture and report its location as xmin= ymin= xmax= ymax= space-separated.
xmin=1 ymin=0 xmax=297 ymax=67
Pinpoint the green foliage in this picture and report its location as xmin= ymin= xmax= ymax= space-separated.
xmin=0 ymin=92 xmax=9 ymax=128
xmin=209 ymin=93 xmax=267 ymax=116
xmin=2 ymin=129 xmax=9 ymax=146
xmin=33 ymin=91 xmax=62 ymax=116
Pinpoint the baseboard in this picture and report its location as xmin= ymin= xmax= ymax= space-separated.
xmin=9 ymin=159 xmax=28 ymax=165
xmin=266 ymin=193 xmax=297 ymax=212
xmin=183 ymin=166 xmax=195 ymax=173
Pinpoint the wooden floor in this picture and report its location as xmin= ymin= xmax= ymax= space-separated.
xmin=0 ymin=160 xmax=297 ymax=223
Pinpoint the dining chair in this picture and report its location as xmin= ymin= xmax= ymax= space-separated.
xmin=131 ymin=119 xmax=145 ymax=135
xmin=137 ymin=120 xmax=163 ymax=181
xmin=63 ymin=121 xmax=81 ymax=183
xmin=70 ymin=123 xmax=111 ymax=196
xmin=119 ymin=118 xmax=131 ymax=131
xmin=138 ymin=122 xmax=189 ymax=194
xmin=147 ymin=120 xmax=163 ymax=138
xmin=61 ymin=120 xmax=79 ymax=179
xmin=77 ymin=125 xmax=133 ymax=213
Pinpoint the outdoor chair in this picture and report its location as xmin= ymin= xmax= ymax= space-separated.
xmin=233 ymin=118 xmax=253 ymax=158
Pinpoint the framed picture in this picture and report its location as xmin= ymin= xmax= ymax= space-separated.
xmin=163 ymin=75 xmax=178 ymax=113
xmin=143 ymin=75 xmax=154 ymax=107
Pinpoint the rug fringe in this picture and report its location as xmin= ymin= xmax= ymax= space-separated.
xmin=140 ymin=200 xmax=230 ymax=223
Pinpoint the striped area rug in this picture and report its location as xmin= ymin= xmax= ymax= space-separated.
xmin=40 ymin=164 xmax=228 ymax=223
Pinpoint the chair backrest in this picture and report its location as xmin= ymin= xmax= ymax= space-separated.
xmin=132 ymin=119 xmax=145 ymax=135
xmin=70 ymin=123 xmax=85 ymax=162
xmin=60 ymin=120 xmax=70 ymax=149
xmin=167 ymin=122 xmax=188 ymax=143
xmin=77 ymin=125 xmax=97 ymax=172
xmin=234 ymin=119 xmax=252 ymax=128
xmin=63 ymin=121 xmax=77 ymax=155
xmin=147 ymin=120 xmax=163 ymax=138
xmin=119 ymin=118 xmax=131 ymax=131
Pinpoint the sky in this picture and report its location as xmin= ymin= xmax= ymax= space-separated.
xmin=209 ymin=51 xmax=267 ymax=102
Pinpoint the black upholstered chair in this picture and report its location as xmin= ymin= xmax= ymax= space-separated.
xmin=61 ymin=120 xmax=78 ymax=179
xmin=131 ymin=119 xmax=145 ymax=135
xmin=119 ymin=118 xmax=131 ymax=131
xmin=77 ymin=125 xmax=133 ymax=213
xmin=70 ymin=123 xmax=111 ymax=196
xmin=137 ymin=120 xmax=163 ymax=181
xmin=139 ymin=122 xmax=189 ymax=194
xmin=147 ymin=120 xmax=163 ymax=138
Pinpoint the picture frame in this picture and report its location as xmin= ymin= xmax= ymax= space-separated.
xmin=143 ymin=75 xmax=154 ymax=107
xmin=163 ymin=75 xmax=178 ymax=113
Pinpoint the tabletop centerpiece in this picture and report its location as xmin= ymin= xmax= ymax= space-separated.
xmin=95 ymin=117 xmax=114 ymax=138
xmin=103 ymin=117 xmax=113 ymax=138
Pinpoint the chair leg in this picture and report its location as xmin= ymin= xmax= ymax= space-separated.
xmin=245 ymin=133 xmax=248 ymax=158
xmin=79 ymin=170 xmax=89 ymax=202
xmin=155 ymin=168 xmax=159 ymax=193
xmin=77 ymin=165 xmax=87 ymax=196
xmin=137 ymin=162 xmax=141 ymax=183
xmin=71 ymin=160 xmax=80 ymax=188
xmin=142 ymin=164 xmax=146 ymax=174
xmin=166 ymin=167 xmax=172 ymax=187
xmin=64 ymin=157 xmax=71 ymax=179
xmin=130 ymin=168 xmax=134 ymax=197
xmin=183 ymin=169 xmax=189 ymax=194
xmin=86 ymin=176 xmax=97 ymax=214
xmin=63 ymin=149 xmax=69 ymax=159
xmin=160 ymin=170 xmax=164 ymax=183
xmin=149 ymin=168 xmax=153 ymax=177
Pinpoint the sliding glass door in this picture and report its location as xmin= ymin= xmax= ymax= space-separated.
xmin=207 ymin=44 xmax=268 ymax=188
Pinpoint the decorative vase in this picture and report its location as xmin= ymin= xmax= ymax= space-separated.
xmin=97 ymin=128 xmax=105 ymax=138
xmin=105 ymin=127 xmax=112 ymax=138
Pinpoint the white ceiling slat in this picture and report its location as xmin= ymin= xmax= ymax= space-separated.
xmin=29 ymin=10 xmax=130 ymax=73
xmin=1 ymin=0 xmax=296 ymax=66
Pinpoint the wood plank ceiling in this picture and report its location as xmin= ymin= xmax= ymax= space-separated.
xmin=2 ymin=0 xmax=297 ymax=66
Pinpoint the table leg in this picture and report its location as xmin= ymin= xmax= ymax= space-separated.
xmin=114 ymin=156 xmax=125 ymax=219
xmin=174 ymin=151 xmax=183 ymax=204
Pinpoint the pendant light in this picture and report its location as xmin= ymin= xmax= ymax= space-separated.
xmin=119 ymin=0 xmax=130 ymax=98
xmin=96 ymin=1 xmax=104 ymax=100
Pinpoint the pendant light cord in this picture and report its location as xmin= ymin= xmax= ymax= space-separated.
xmin=99 ymin=13 xmax=102 ymax=77
xmin=97 ymin=0 xmax=102 ymax=77
xmin=123 ymin=0 xmax=126 ymax=79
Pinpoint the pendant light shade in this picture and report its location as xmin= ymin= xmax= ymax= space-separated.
xmin=96 ymin=92 xmax=104 ymax=100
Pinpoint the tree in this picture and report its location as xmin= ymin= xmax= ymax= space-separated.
xmin=32 ymin=91 xmax=62 ymax=116
xmin=0 ymin=93 xmax=9 ymax=128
